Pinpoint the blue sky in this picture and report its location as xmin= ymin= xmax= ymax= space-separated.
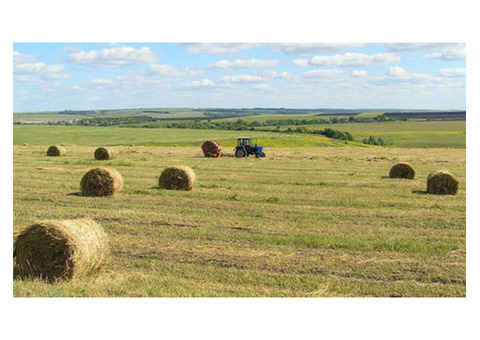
xmin=13 ymin=42 xmax=466 ymax=112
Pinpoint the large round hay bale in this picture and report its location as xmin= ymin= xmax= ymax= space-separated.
xmin=427 ymin=170 xmax=459 ymax=195
xmin=46 ymin=145 xmax=66 ymax=157
xmin=14 ymin=218 xmax=109 ymax=281
xmin=158 ymin=166 xmax=196 ymax=190
xmin=389 ymin=162 xmax=415 ymax=179
xmin=94 ymin=147 xmax=114 ymax=160
xmin=81 ymin=167 xmax=123 ymax=196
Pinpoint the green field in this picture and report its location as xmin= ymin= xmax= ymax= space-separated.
xmin=13 ymin=122 xmax=466 ymax=296
xmin=259 ymin=120 xmax=466 ymax=148
xmin=13 ymin=125 xmax=369 ymax=148
xmin=13 ymin=119 xmax=466 ymax=149
xmin=12 ymin=108 xmax=207 ymax=122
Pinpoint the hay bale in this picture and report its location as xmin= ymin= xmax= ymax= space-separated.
xmin=389 ymin=162 xmax=415 ymax=179
xmin=158 ymin=166 xmax=196 ymax=191
xmin=14 ymin=218 xmax=109 ymax=281
xmin=94 ymin=147 xmax=114 ymax=160
xmin=46 ymin=145 xmax=66 ymax=157
xmin=427 ymin=170 xmax=459 ymax=195
xmin=81 ymin=167 xmax=123 ymax=196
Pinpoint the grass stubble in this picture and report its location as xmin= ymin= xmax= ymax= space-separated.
xmin=13 ymin=145 xmax=466 ymax=297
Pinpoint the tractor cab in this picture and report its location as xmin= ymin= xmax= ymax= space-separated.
xmin=237 ymin=137 xmax=253 ymax=148
xmin=234 ymin=137 xmax=265 ymax=158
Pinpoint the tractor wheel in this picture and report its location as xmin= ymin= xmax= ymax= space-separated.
xmin=255 ymin=153 xmax=261 ymax=158
xmin=235 ymin=148 xmax=247 ymax=158
xmin=261 ymin=152 xmax=266 ymax=158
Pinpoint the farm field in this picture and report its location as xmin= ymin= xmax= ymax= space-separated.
xmin=13 ymin=125 xmax=369 ymax=148
xmin=13 ymin=119 xmax=466 ymax=149
xmin=13 ymin=139 xmax=466 ymax=297
xmin=257 ymin=120 xmax=466 ymax=148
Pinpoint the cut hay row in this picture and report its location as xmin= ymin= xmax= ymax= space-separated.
xmin=14 ymin=218 xmax=109 ymax=281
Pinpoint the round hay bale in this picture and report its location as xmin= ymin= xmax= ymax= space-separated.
xmin=158 ymin=166 xmax=196 ymax=191
xmin=46 ymin=145 xmax=66 ymax=157
xmin=80 ymin=167 xmax=123 ymax=196
xmin=427 ymin=170 xmax=459 ymax=195
xmin=389 ymin=162 xmax=415 ymax=179
xmin=14 ymin=218 xmax=109 ymax=281
xmin=94 ymin=147 xmax=114 ymax=160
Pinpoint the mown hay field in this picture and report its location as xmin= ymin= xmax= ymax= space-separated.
xmin=13 ymin=144 xmax=466 ymax=297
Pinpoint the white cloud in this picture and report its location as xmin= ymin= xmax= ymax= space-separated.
xmin=146 ymin=64 xmax=204 ymax=78
xmin=178 ymin=43 xmax=259 ymax=54
xmin=90 ymin=78 xmax=114 ymax=85
xmin=208 ymin=58 xmax=280 ymax=69
xmin=351 ymin=70 xmax=368 ymax=77
xmin=13 ymin=62 xmax=70 ymax=81
xmin=424 ymin=44 xmax=466 ymax=60
xmin=184 ymin=78 xmax=216 ymax=88
xmin=252 ymin=84 xmax=275 ymax=91
xmin=221 ymin=71 xmax=290 ymax=84
xmin=311 ymin=53 xmax=400 ymax=67
xmin=292 ymin=59 xmax=310 ymax=67
xmin=438 ymin=68 xmax=466 ymax=77
xmin=382 ymin=43 xmax=458 ymax=52
xmin=267 ymin=43 xmax=364 ymax=55
xmin=66 ymin=46 xmax=159 ymax=67
xmin=222 ymin=74 xmax=265 ymax=83
xmin=387 ymin=66 xmax=407 ymax=77
xmin=13 ymin=51 xmax=37 ymax=64
xmin=302 ymin=69 xmax=345 ymax=78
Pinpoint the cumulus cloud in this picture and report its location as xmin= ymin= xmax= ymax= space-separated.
xmin=208 ymin=58 xmax=280 ymax=69
xmin=221 ymin=74 xmax=265 ymax=83
xmin=292 ymin=59 xmax=310 ymax=67
xmin=302 ymin=69 xmax=345 ymax=78
xmin=438 ymin=68 xmax=466 ymax=77
xmin=179 ymin=43 xmax=364 ymax=56
xmin=221 ymin=71 xmax=290 ymax=84
xmin=145 ymin=64 xmax=204 ymax=78
xmin=424 ymin=44 xmax=466 ymax=60
xmin=311 ymin=53 xmax=400 ymax=67
xmin=66 ymin=46 xmax=159 ymax=67
xmin=387 ymin=66 xmax=408 ymax=77
xmin=13 ymin=51 xmax=37 ymax=64
xmin=178 ymin=43 xmax=259 ymax=54
xmin=351 ymin=70 xmax=368 ymax=77
xmin=90 ymin=78 xmax=114 ymax=85
xmin=267 ymin=43 xmax=364 ymax=55
xmin=382 ymin=43 xmax=458 ymax=52
xmin=184 ymin=78 xmax=216 ymax=88
xmin=14 ymin=61 xmax=70 ymax=81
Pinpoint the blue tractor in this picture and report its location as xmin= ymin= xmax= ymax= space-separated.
xmin=234 ymin=137 xmax=266 ymax=158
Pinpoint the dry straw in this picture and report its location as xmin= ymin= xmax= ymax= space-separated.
xmin=158 ymin=166 xmax=196 ymax=190
xmin=14 ymin=218 xmax=109 ymax=281
xmin=46 ymin=145 xmax=66 ymax=157
xmin=81 ymin=167 xmax=123 ymax=196
xmin=389 ymin=162 xmax=415 ymax=179
xmin=427 ymin=170 xmax=459 ymax=195
xmin=94 ymin=147 xmax=114 ymax=160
